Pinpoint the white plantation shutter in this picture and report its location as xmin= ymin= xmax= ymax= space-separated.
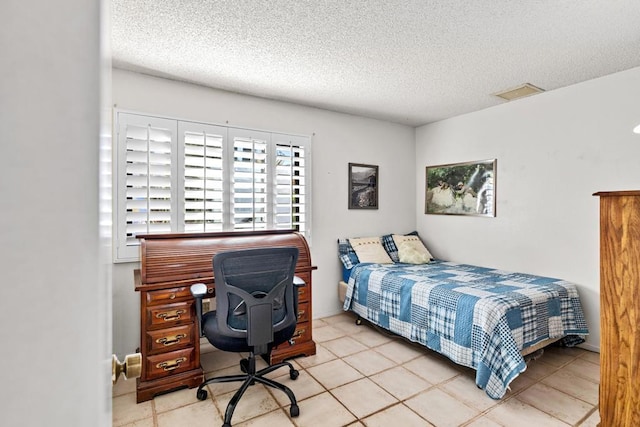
xmin=273 ymin=133 xmax=307 ymax=233
xmin=178 ymin=122 xmax=228 ymax=233
xmin=114 ymin=110 xmax=311 ymax=262
xmin=116 ymin=114 xmax=177 ymax=261
xmin=229 ymin=129 xmax=270 ymax=231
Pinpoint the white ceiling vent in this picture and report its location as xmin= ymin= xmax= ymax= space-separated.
xmin=493 ymin=83 xmax=545 ymax=101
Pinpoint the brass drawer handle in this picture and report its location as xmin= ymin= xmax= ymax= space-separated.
xmin=156 ymin=309 xmax=185 ymax=321
xmin=156 ymin=357 xmax=186 ymax=371
xmin=297 ymin=309 xmax=305 ymax=319
xmin=168 ymin=293 xmax=176 ymax=300
xmin=288 ymin=328 xmax=306 ymax=345
xmin=156 ymin=333 xmax=187 ymax=346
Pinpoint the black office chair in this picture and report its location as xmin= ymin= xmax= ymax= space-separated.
xmin=190 ymin=247 xmax=303 ymax=427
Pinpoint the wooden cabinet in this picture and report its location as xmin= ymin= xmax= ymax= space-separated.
xmin=595 ymin=191 xmax=640 ymax=426
xmin=134 ymin=230 xmax=316 ymax=403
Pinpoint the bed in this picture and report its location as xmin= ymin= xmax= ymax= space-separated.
xmin=338 ymin=234 xmax=589 ymax=399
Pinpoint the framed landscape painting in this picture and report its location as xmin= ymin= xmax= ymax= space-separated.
xmin=348 ymin=163 xmax=378 ymax=209
xmin=425 ymin=159 xmax=496 ymax=216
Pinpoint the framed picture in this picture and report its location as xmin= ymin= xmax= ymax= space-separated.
xmin=425 ymin=159 xmax=496 ymax=216
xmin=348 ymin=163 xmax=378 ymax=209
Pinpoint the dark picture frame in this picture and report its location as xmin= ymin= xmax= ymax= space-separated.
xmin=425 ymin=159 xmax=496 ymax=216
xmin=348 ymin=163 xmax=379 ymax=209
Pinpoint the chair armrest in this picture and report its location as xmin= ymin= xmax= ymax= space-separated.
xmin=190 ymin=283 xmax=208 ymax=337
xmin=293 ymin=276 xmax=306 ymax=287
xmin=191 ymin=283 xmax=208 ymax=298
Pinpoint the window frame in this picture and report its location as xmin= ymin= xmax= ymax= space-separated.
xmin=113 ymin=109 xmax=312 ymax=263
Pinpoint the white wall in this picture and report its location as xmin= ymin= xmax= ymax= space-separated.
xmin=111 ymin=69 xmax=416 ymax=356
xmin=415 ymin=66 xmax=640 ymax=351
xmin=0 ymin=0 xmax=111 ymax=425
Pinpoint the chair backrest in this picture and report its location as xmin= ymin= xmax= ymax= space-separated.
xmin=212 ymin=247 xmax=299 ymax=350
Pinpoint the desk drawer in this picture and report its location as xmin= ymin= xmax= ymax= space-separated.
xmin=296 ymin=301 xmax=310 ymax=323
xmin=146 ymin=287 xmax=192 ymax=305
xmin=147 ymin=301 xmax=193 ymax=328
xmin=146 ymin=347 xmax=196 ymax=379
xmin=297 ymin=283 xmax=309 ymax=303
xmin=288 ymin=321 xmax=311 ymax=345
xmin=146 ymin=324 xmax=194 ymax=354
xmin=272 ymin=321 xmax=311 ymax=353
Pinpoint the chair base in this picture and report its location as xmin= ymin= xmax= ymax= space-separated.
xmin=196 ymin=352 xmax=300 ymax=427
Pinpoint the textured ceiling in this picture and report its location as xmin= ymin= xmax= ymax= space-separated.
xmin=111 ymin=1 xmax=640 ymax=126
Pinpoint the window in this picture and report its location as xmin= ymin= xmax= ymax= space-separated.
xmin=114 ymin=111 xmax=311 ymax=262
xmin=179 ymin=122 xmax=227 ymax=233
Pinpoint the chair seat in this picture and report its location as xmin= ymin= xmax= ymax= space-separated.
xmin=202 ymin=310 xmax=297 ymax=353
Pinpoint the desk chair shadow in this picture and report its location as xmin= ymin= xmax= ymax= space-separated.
xmin=191 ymin=247 xmax=303 ymax=427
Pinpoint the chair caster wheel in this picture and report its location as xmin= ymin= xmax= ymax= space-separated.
xmin=290 ymin=403 xmax=300 ymax=417
xmin=356 ymin=317 xmax=362 ymax=325
xmin=290 ymin=369 xmax=299 ymax=380
xmin=196 ymin=389 xmax=208 ymax=400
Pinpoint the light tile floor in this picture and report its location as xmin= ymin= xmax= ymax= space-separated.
xmin=113 ymin=312 xmax=600 ymax=427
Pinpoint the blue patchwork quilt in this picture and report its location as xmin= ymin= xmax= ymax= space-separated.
xmin=342 ymin=260 xmax=588 ymax=399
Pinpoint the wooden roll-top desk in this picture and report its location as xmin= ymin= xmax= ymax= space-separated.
xmin=133 ymin=230 xmax=317 ymax=403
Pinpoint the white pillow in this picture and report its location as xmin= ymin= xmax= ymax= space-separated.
xmin=392 ymin=234 xmax=432 ymax=264
xmin=397 ymin=241 xmax=430 ymax=264
xmin=348 ymin=236 xmax=393 ymax=264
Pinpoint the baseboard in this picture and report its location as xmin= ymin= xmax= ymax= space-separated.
xmin=314 ymin=306 xmax=344 ymax=320
xmin=578 ymin=342 xmax=600 ymax=353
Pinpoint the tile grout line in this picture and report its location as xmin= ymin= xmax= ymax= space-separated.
xmin=115 ymin=313 xmax=599 ymax=426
